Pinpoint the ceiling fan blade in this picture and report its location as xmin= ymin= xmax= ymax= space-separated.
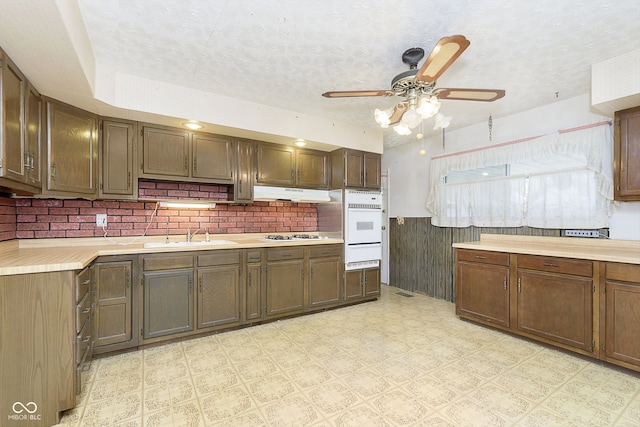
xmin=435 ymin=88 xmax=506 ymax=102
xmin=322 ymin=90 xmax=393 ymax=98
xmin=388 ymin=103 xmax=408 ymax=125
xmin=415 ymin=35 xmax=470 ymax=83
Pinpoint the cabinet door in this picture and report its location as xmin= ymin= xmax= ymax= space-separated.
xmin=457 ymin=262 xmax=510 ymax=327
xmin=345 ymin=269 xmax=363 ymax=301
xmin=345 ymin=150 xmax=365 ymax=188
xmin=308 ymin=255 xmax=342 ymax=308
xmin=100 ymin=119 xmax=136 ymax=198
xmin=94 ymin=261 xmax=134 ymax=349
xmin=141 ymin=126 xmax=190 ymax=177
xmin=364 ymin=152 xmax=381 ymax=189
xmin=605 ymin=280 xmax=640 ymax=365
xmin=614 ymin=106 xmax=640 ymax=201
xmin=364 ymin=267 xmax=381 ymax=297
xmin=25 ymin=82 xmax=42 ymax=187
xmin=517 ymin=270 xmax=593 ymax=351
xmin=143 ymin=269 xmax=194 ymax=339
xmin=246 ymin=262 xmax=263 ymax=321
xmin=296 ymin=148 xmax=329 ymax=189
xmin=0 ymin=53 xmax=26 ymax=182
xmin=193 ymin=134 xmax=234 ymax=182
xmin=44 ymin=99 xmax=98 ymax=196
xmin=235 ymin=139 xmax=254 ymax=202
xmin=197 ymin=265 xmax=241 ymax=329
xmin=256 ymin=143 xmax=295 ymax=186
xmin=265 ymin=259 xmax=304 ymax=317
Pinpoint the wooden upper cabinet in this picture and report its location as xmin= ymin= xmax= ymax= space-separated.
xmin=235 ymin=138 xmax=254 ymax=203
xmin=614 ymin=106 xmax=640 ymax=201
xmin=42 ymin=97 xmax=98 ymax=198
xmin=296 ymin=148 xmax=329 ymax=189
xmin=330 ymin=148 xmax=381 ymax=189
xmin=24 ymin=82 xmax=42 ymax=188
xmin=192 ymin=133 xmax=234 ymax=183
xmin=256 ymin=142 xmax=295 ymax=186
xmin=140 ymin=125 xmax=190 ymax=178
xmin=0 ymin=50 xmax=42 ymax=193
xmin=255 ymin=141 xmax=330 ymax=189
xmin=100 ymin=119 xmax=137 ymax=199
xmin=139 ymin=124 xmax=236 ymax=185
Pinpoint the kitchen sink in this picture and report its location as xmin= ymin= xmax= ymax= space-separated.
xmin=143 ymin=240 xmax=238 ymax=248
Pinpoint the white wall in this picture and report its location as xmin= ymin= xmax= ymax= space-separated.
xmin=382 ymin=94 xmax=640 ymax=240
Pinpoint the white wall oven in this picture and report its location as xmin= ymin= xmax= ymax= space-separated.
xmin=344 ymin=190 xmax=382 ymax=270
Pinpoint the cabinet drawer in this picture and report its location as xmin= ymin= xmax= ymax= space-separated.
xmin=457 ymin=249 xmax=509 ymax=266
xmin=246 ymin=250 xmax=262 ymax=263
xmin=267 ymin=247 xmax=304 ymax=261
xmin=309 ymin=245 xmax=342 ymax=258
xmin=143 ymin=254 xmax=194 ymax=271
xmin=517 ymin=255 xmax=592 ymax=277
xmin=76 ymin=319 xmax=92 ymax=365
xmin=76 ymin=291 xmax=91 ymax=333
xmin=606 ymin=262 xmax=640 ymax=283
xmin=75 ymin=267 xmax=91 ymax=302
xmin=198 ymin=250 xmax=241 ymax=267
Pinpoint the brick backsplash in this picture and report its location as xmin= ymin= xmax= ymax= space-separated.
xmin=0 ymin=181 xmax=319 ymax=241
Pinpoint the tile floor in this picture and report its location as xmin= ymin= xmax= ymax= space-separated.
xmin=55 ymin=285 xmax=640 ymax=427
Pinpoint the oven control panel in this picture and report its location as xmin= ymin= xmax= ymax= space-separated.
xmin=345 ymin=190 xmax=382 ymax=209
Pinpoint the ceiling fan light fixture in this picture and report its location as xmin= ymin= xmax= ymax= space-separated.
xmin=393 ymin=123 xmax=412 ymax=135
xmin=416 ymin=96 xmax=441 ymax=118
xmin=399 ymin=106 xmax=423 ymax=129
xmin=374 ymin=108 xmax=392 ymax=128
xmin=433 ymin=113 xmax=452 ymax=130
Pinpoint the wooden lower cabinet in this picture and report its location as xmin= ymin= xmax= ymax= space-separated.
xmin=196 ymin=251 xmax=242 ymax=329
xmin=455 ymin=249 xmax=640 ymax=372
xmin=265 ymin=247 xmax=305 ymax=318
xmin=602 ymin=263 xmax=640 ymax=368
xmin=93 ymin=258 xmax=137 ymax=354
xmin=517 ymin=269 xmax=593 ymax=351
xmin=308 ymin=245 xmax=343 ymax=309
xmin=1 ymin=271 xmax=75 ymax=427
xmin=245 ymin=250 xmax=264 ymax=321
xmin=143 ymin=269 xmax=194 ymax=339
xmin=456 ymin=254 xmax=510 ymax=328
xmin=345 ymin=267 xmax=380 ymax=302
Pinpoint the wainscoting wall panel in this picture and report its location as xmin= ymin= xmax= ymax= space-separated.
xmin=389 ymin=217 xmax=562 ymax=302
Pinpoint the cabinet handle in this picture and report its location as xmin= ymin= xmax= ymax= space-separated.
xmin=127 ymin=172 xmax=131 ymax=188
xmin=82 ymin=307 xmax=91 ymax=314
xmin=300 ymin=268 xmax=304 ymax=281
xmin=193 ymin=157 xmax=197 ymax=173
xmin=238 ymin=179 xmax=242 ymax=193
xmin=24 ymin=152 xmax=30 ymax=169
xmin=82 ymin=335 xmax=91 ymax=343
xmin=543 ymin=263 xmax=558 ymax=267
xmin=199 ymin=276 xmax=203 ymax=293
xmin=297 ymin=170 xmax=300 ymax=181
xmin=126 ymin=276 xmax=130 ymax=288
xmin=248 ymin=271 xmax=252 ymax=286
xmin=475 ymin=255 xmax=487 ymax=259
xmin=189 ymin=277 xmax=193 ymax=294
xmin=281 ymin=254 xmax=292 ymax=258
xmin=517 ymin=278 xmax=521 ymax=293
xmin=311 ymin=266 xmax=314 ymax=279
xmin=503 ymin=276 xmax=507 ymax=290
xmin=184 ymin=156 xmax=188 ymax=171
xmin=52 ymin=162 xmax=57 ymax=180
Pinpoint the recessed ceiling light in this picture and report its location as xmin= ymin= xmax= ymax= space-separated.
xmin=294 ymin=139 xmax=307 ymax=147
xmin=182 ymin=121 xmax=203 ymax=130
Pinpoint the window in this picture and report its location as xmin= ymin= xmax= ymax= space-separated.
xmin=427 ymin=122 xmax=615 ymax=228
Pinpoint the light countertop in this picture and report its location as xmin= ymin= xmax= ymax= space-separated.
xmin=452 ymin=234 xmax=640 ymax=265
xmin=0 ymin=234 xmax=344 ymax=276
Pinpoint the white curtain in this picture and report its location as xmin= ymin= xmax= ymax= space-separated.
xmin=426 ymin=122 xmax=616 ymax=228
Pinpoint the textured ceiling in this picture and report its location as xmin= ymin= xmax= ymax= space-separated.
xmin=2 ymin=1 xmax=640 ymax=149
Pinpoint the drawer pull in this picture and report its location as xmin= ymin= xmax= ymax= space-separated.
xmin=82 ymin=336 xmax=91 ymax=343
xmin=282 ymin=254 xmax=292 ymax=258
xmin=543 ymin=263 xmax=559 ymax=267
xmin=82 ymin=308 xmax=91 ymax=314
xmin=80 ymin=279 xmax=91 ymax=285
xmin=475 ymin=255 xmax=487 ymax=259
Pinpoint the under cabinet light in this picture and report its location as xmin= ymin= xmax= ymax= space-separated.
xmin=159 ymin=201 xmax=216 ymax=209
xmin=182 ymin=121 xmax=204 ymax=130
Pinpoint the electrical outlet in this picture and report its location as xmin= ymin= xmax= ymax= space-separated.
xmin=96 ymin=214 xmax=107 ymax=227
xmin=565 ymin=230 xmax=599 ymax=238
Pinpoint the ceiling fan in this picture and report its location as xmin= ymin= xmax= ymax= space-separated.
xmin=322 ymin=35 xmax=505 ymax=135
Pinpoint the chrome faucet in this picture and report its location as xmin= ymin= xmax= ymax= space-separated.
xmin=187 ymin=227 xmax=200 ymax=242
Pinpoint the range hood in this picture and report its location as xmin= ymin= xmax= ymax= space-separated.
xmin=253 ymin=185 xmax=331 ymax=203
